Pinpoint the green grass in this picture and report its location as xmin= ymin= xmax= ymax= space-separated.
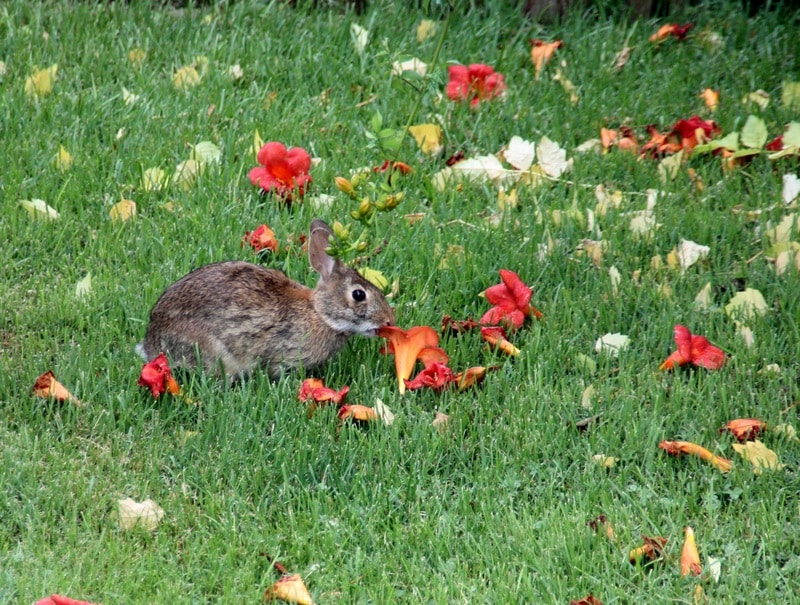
xmin=2 ymin=0 xmax=800 ymax=603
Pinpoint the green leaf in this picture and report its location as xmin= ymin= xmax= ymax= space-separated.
xmin=370 ymin=111 xmax=383 ymax=133
xmin=21 ymin=198 xmax=60 ymax=220
xmin=740 ymin=115 xmax=768 ymax=149
xmin=191 ymin=141 xmax=222 ymax=165
xmin=694 ymin=131 xmax=739 ymax=155
xmin=730 ymin=148 xmax=761 ymax=159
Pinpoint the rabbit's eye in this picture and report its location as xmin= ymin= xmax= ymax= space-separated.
xmin=352 ymin=288 xmax=366 ymax=302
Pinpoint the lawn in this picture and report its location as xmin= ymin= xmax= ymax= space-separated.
xmin=2 ymin=0 xmax=800 ymax=603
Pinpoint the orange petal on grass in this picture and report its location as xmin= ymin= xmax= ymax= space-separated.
xmin=32 ymin=370 xmax=81 ymax=405
xmin=649 ymin=23 xmax=693 ymax=42
xmin=338 ymin=404 xmax=378 ymax=422
xmin=629 ymin=534 xmax=668 ymax=564
xmin=680 ymin=526 xmax=703 ymax=576
xmin=570 ymin=595 xmax=603 ymax=605
xmin=700 ymin=88 xmax=719 ymax=112
xmin=454 ymin=366 xmax=488 ymax=391
xmin=480 ymin=326 xmax=520 ymax=357
xmin=530 ymin=39 xmax=563 ymax=78
xmin=297 ymin=378 xmax=349 ymax=405
xmin=138 ymin=353 xmax=181 ymax=397
xmin=659 ymin=440 xmax=733 ymax=472
xmin=378 ymin=325 xmax=440 ymax=394
xmin=417 ymin=346 xmax=450 ymax=368
xmin=720 ymin=418 xmax=767 ymax=442
xmin=36 ymin=596 xmax=102 ymax=605
xmin=263 ymin=573 xmax=313 ymax=605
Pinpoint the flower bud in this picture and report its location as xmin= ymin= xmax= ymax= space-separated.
xmin=350 ymin=172 xmax=364 ymax=188
xmin=332 ymin=221 xmax=350 ymax=240
xmin=358 ymin=198 xmax=372 ymax=216
xmin=373 ymin=198 xmax=387 ymax=211
xmin=385 ymin=192 xmax=404 ymax=209
xmin=356 ymin=240 xmax=369 ymax=252
xmin=335 ymin=176 xmax=355 ymax=196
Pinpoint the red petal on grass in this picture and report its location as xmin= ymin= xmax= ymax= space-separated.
xmin=480 ymin=326 xmax=521 ymax=356
xmin=138 ymin=353 xmax=180 ymax=397
xmin=721 ymin=418 xmax=767 ymax=442
xmin=338 ymin=404 xmax=378 ymax=422
xmin=36 ymin=596 xmax=102 ymax=605
xmin=404 ymin=362 xmax=455 ymax=392
xmin=297 ymin=378 xmax=349 ymax=405
xmin=660 ymin=325 xmax=725 ymax=371
xmin=32 ymin=370 xmax=81 ymax=404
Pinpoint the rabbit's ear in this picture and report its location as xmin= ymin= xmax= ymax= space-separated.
xmin=309 ymin=220 xmax=335 ymax=279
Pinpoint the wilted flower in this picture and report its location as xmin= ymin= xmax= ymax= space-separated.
xmin=243 ymin=224 xmax=279 ymax=253
xmin=248 ymin=142 xmax=312 ymax=201
xmin=721 ymin=418 xmax=767 ymax=442
xmin=405 ymin=361 xmax=455 ymax=392
xmin=298 ymin=378 xmax=349 ymax=406
xmin=446 ymin=63 xmax=506 ymax=108
xmin=680 ymin=526 xmax=702 ymax=576
xmin=480 ymin=269 xmax=542 ymax=330
xmin=659 ymin=439 xmax=732 ymax=472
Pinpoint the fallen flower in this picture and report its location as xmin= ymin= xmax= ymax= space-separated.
xmin=446 ymin=63 xmax=506 ymax=108
xmin=298 ymin=378 xmax=349 ymax=407
xmin=243 ymin=224 xmax=279 ymax=253
xmin=480 ymin=326 xmax=520 ymax=357
xmin=700 ymin=88 xmax=719 ymax=112
xmin=659 ymin=325 xmax=725 ymax=371
xmin=600 ymin=127 xmax=638 ymax=153
xmin=650 ymin=23 xmax=693 ymax=42
xmin=338 ymin=404 xmax=378 ymax=422
xmin=118 ymin=497 xmax=165 ymax=531
xmin=659 ymin=440 xmax=733 ymax=472
xmin=454 ymin=366 xmax=488 ymax=391
xmin=35 ymin=596 xmax=101 ymax=605
xmin=378 ymin=325 xmax=440 ymax=394
xmin=32 ymin=370 xmax=81 ymax=405
xmin=720 ymin=418 xmax=767 ymax=442
xmin=530 ymin=39 xmax=563 ymax=79
xmin=264 ymin=573 xmax=314 ymax=605
xmin=586 ymin=514 xmax=616 ymax=540
xmin=570 ymin=596 xmax=603 ymax=605
xmin=629 ymin=535 xmax=668 ymax=564
xmin=405 ymin=361 xmax=455 ymax=392
xmin=138 ymin=353 xmax=181 ymax=398
xmin=441 ymin=315 xmax=480 ymax=335
xmin=680 ymin=526 xmax=702 ymax=576
xmin=248 ymin=142 xmax=312 ymax=201
xmin=480 ymin=269 xmax=542 ymax=330
xmin=373 ymin=160 xmax=413 ymax=175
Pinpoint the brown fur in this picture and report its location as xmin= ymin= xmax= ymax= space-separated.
xmin=137 ymin=220 xmax=394 ymax=379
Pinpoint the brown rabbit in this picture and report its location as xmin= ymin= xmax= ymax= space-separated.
xmin=136 ymin=219 xmax=395 ymax=379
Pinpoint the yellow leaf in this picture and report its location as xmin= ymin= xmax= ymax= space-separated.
xmin=724 ymin=288 xmax=768 ymax=320
xmin=409 ymin=124 xmax=443 ymax=155
xmin=699 ymin=88 xmax=719 ymax=112
xmin=592 ymin=454 xmax=618 ymax=468
xmin=782 ymin=81 xmax=800 ymax=112
xmin=191 ymin=140 xmax=222 ymax=165
xmin=253 ymin=129 xmax=264 ymax=159
xmin=741 ymin=89 xmax=769 ymax=109
xmin=358 ymin=267 xmax=389 ymax=291
xmin=110 ymin=199 xmax=136 ymax=222
xmin=141 ymin=167 xmax=168 ymax=191
xmin=765 ymin=214 xmax=798 ymax=244
xmin=731 ymin=440 xmax=784 ymax=474
xmin=416 ymin=19 xmax=437 ymax=43
xmin=128 ymin=47 xmax=146 ymax=68
xmin=21 ymin=199 xmax=59 ymax=220
xmin=174 ymin=159 xmax=202 ymax=190
xmin=666 ymin=247 xmax=680 ymax=269
xmin=173 ymin=64 xmax=200 ymax=89
xmin=75 ymin=273 xmax=92 ymax=299
xmin=53 ymin=145 xmax=73 ymax=171
xmin=25 ymin=64 xmax=58 ymax=98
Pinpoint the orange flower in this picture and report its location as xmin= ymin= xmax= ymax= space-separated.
xmin=480 ymin=269 xmax=542 ymax=330
xmin=446 ymin=63 xmax=506 ymax=108
xmin=378 ymin=325 xmax=440 ymax=394
xmin=298 ymin=378 xmax=349 ymax=406
xmin=31 ymin=370 xmax=81 ymax=405
xmin=640 ymin=116 xmax=719 ymax=158
xmin=248 ymin=142 xmax=312 ymax=202
xmin=243 ymin=224 xmax=279 ymax=253
xmin=649 ymin=23 xmax=693 ymax=42
xmin=338 ymin=404 xmax=378 ymax=422
xmin=373 ymin=160 xmax=413 ymax=175
xmin=680 ymin=526 xmax=702 ymax=576
xmin=721 ymin=418 xmax=767 ymax=442
xmin=263 ymin=573 xmax=313 ymax=605
xmin=530 ymin=39 xmax=564 ymax=79
xmin=570 ymin=595 xmax=603 ymax=605
xmin=629 ymin=534 xmax=668 ymax=564
xmin=480 ymin=326 xmax=520 ymax=357
xmin=699 ymin=88 xmax=719 ymax=112
xmin=659 ymin=440 xmax=733 ymax=472
xmin=600 ymin=127 xmax=638 ymax=154
xmin=659 ymin=325 xmax=725 ymax=371
xmin=36 ymin=596 xmax=101 ymax=605
xmin=454 ymin=366 xmax=488 ymax=391
xmin=138 ymin=353 xmax=181 ymax=398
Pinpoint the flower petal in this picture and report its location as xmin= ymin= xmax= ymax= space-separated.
xmin=378 ymin=325 xmax=440 ymax=394
xmin=680 ymin=526 xmax=702 ymax=576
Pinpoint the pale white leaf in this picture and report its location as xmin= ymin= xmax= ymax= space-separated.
xmin=392 ymin=58 xmax=427 ymax=77
xmin=608 ymin=266 xmax=621 ymax=296
xmin=677 ymin=238 xmax=710 ymax=270
xmin=21 ymin=199 xmax=59 ymax=220
xmin=374 ymin=398 xmax=395 ymax=426
xmin=118 ymin=497 xmax=164 ymax=531
xmin=580 ymin=384 xmax=595 ymax=409
xmin=504 ymin=135 xmax=536 ymax=171
xmin=350 ymin=23 xmax=369 ymax=54
xmin=726 ymin=288 xmax=769 ymax=320
xmin=75 ymin=273 xmax=92 ymax=299
xmin=707 ymin=557 xmax=722 ymax=583
xmin=594 ymin=333 xmax=629 ymax=356
xmin=694 ymin=282 xmax=713 ymax=309
xmin=537 ymin=136 xmax=571 ymax=178
xmin=192 ymin=141 xmax=222 ymax=165
xmin=783 ymin=174 xmax=800 ymax=205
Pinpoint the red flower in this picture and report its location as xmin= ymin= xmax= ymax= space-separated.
xmin=659 ymin=325 xmax=726 ymax=371
xmin=480 ymin=270 xmax=542 ymax=330
xmin=298 ymin=378 xmax=349 ymax=406
xmin=243 ymin=224 xmax=279 ymax=253
xmin=480 ymin=326 xmax=521 ymax=357
xmin=404 ymin=361 xmax=456 ymax=392
xmin=138 ymin=353 xmax=181 ymax=397
xmin=650 ymin=23 xmax=693 ymax=42
xmin=248 ymin=142 xmax=312 ymax=201
xmin=766 ymin=135 xmax=784 ymax=151
xmin=446 ymin=64 xmax=506 ymax=108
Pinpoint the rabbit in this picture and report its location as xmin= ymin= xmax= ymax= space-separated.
xmin=135 ymin=219 xmax=395 ymax=379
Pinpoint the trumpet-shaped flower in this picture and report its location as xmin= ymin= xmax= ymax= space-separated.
xmin=248 ymin=142 xmax=312 ymax=201
xmin=659 ymin=325 xmax=725 ymax=371
xmin=480 ymin=269 xmax=542 ymax=330
xmin=480 ymin=326 xmax=520 ymax=356
xmin=659 ymin=439 xmax=732 ymax=472
xmin=138 ymin=353 xmax=180 ymax=398
xmin=298 ymin=378 xmax=349 ymax=406
xmin=446 ymin=64 xmax=506 ymax=108
xmin=680 ymin=526 xmax=702 ymax=576
xmin=378 ymin=325 xmax=440 ymax=394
